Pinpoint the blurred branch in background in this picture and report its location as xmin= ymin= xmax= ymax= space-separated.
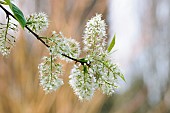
xmin=133 ymin=0 xmax=170 ymax=107
xmin=49 ymin=0 xmax=107 ymax=39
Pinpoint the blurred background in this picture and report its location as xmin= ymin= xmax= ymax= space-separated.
xmin=0 ymin=0 xmax=170 ymax=113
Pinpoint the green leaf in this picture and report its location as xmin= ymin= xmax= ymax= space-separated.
xmin=9 ymin=3 xmax=26 ymax=28
xmin=4 ymin=0 xmax=10 ymax=4
xmin=119 ymin=73 xmax=126 ymax=82
xmin=118 ymin=73 xmax=126 ymax=82
xmin=0 ymin=1 xmax=8 ymax=5
xmin=79 ymin=58 xmax=88 ymax=63
xmin=107 ymin=34 xmax=116 ymax=53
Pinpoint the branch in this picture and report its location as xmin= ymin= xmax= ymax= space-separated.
xmin=0 ymin=4 xmax=88 ymax=65
xmin=4 ymin=14 xmax=10 ymax=42
xmin=61 ymin=53 xmax=90 ymax=66
xmin=0 ymin=4 xmax=49 ymax=48
xmin=0 ymin=4 xmax=16 ymax=19
xmin=25 ymin=25 xmax=49 ymax=47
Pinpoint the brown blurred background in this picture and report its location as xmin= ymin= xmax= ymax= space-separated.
xmin=0 ymin=0 xmax=170 ymax=113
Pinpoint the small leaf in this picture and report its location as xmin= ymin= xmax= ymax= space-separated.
xmin=119 ymin=73 xmax=126 ymax=82
xmin=9 ymin=3 xmax=26 ymax=28
xmin=0 ymin=1 xmax=8 ymax=5
xmin=107 ymin=34 xmax=116 ymax=53
xmin=4 ymin=0 xmax=10 ymax=4
xmin=26 ymin=21 xmax=32 ymax=25
xmin=79 ymin=58 xmax=88 ymax=63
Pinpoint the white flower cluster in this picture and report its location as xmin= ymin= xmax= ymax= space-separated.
xmin=38 ymin=32 xmax=80 ymax=93
xmin=83 ymin=14 xmax=107 ymax=55
xmin=68 ymin=14 xmax=124 ymax=100
xmin=69 ymin=55 xmax=123 ymax=100
xmin=38 ymin=56 xmax=64 ymax=93
xmin=0 ymin=21 xmax=18 ymax=56
xmin=37 ymin=14 xmax=124 ymax=100
xmin=26 ymin=12 xmax=48 ymax=32
xmin=0 ymin=41 xmax=10 ymax=56
xmin=90 ymin=56 xmax=121 ymax=95
xmin=48 ymin=32 xmax=81 ymax=62
xmin=69 ymin=64 xmax=97 ymax=100
xmin=0 ymin=1 xmax=124 ymax=100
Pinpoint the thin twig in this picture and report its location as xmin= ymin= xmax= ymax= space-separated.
xmin=61 ymin=53 xmax=90 ymax=66
xmin=0 ymin=4 xmax=88 ymax=65
xmin=25 ymin=25 xmax=49 ymax=47
xmin=4 ymin=14 xmax=10 ymax=42
xmin=0 ymin=4 xmax=49 ymax=48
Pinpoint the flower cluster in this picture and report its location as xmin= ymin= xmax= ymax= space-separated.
xmin=90 ymin=56 xmax=121 ymax=95
xmin=69 ymin=64 xmax=97 ymax=100
xmin=37 ymin=14 xmax=124 ymax=100
xmin=83 ymin=14 xmax=107 ymax=55
xmin=38 ymin=56 xmax=64 ymax=93
xmin=68 ymin=14 xmax=125 ymax=100
xmin=38 ymin=32 xmax=81 ymax=93
xmin=26 ymin=12 xmax=48 ymax=32
xmin=0 ymin=40 xmax=10 ymax=56
xmin=47 ymin=32 xmax=81 ymax=62
xmin=0 ymin=1 xmax=124 ymax=100
xmin=0 ymin=20 xmax=18 ymax=56
xmin=69 ymin=54 xmax=123 ymax=100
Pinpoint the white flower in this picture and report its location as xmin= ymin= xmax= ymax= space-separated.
xmin=26 ymin=12 xmax=48 ymax=32
xmin=38 ymin=56 xmax=64 ymax=93
xmin=0 ymin=45 xmax=10 ymax=56
xmin=36 ymin=14 xmax=125 ymax=99
xmin=69 ymin=64 xmax=97 ymax=100
xmin=49 ymin=32 xmax=81 ymax=62
xmin=0 ymin=20 xmax=18 ymax=56
xmin=83 ymin=14 xmax=107 ymax=54
xmin=89 ymin=56 xmax=121 ymax=95
xmin=39 ymin=72 xmax=64 ymax=94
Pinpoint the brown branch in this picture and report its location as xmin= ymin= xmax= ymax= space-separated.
xmin=25 ymin=25 xmax=49 ymax=47
xmin=0 ymin=4 xmax=89 ymax=65
xmin=0 ymin=4 xmax=49 ymax=48
xmin=61 ymin=53 xmax=90 ymax=66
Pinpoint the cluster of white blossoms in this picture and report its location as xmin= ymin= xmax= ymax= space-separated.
xmin=69 ymin=59 xmax=122 ymax=100
xmin=90 ymin=56 xmax=121 ymax=95
xmin=0 ymin=41 xmax=10 ymax=56
xmin=37 ymin=14 xmax=124 ymax=100
xmin=68 ymin=14 xmax=125 ymax=100
xmin=38 ymin=32 xmax=81 ymax=93
xmin=26 ymin=12 xmax=48 ymax=32
xmin=0 ymin=5 xmax=124 ymax=100
xmin=69 ymin=64 xmax=97 ymax=100
xmin=0 ymin=20 xmax=18 ymax=56
xmin=47 ymin=32 xmax=81 ymax=62
xmin=38 ymin=56 xmax=64 ymax=93
xmin=83 ymin=14 xmax=107 ymax=55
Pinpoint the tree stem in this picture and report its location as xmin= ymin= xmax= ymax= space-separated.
xmin=0 ymin=4 xmax=88 ymax=65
